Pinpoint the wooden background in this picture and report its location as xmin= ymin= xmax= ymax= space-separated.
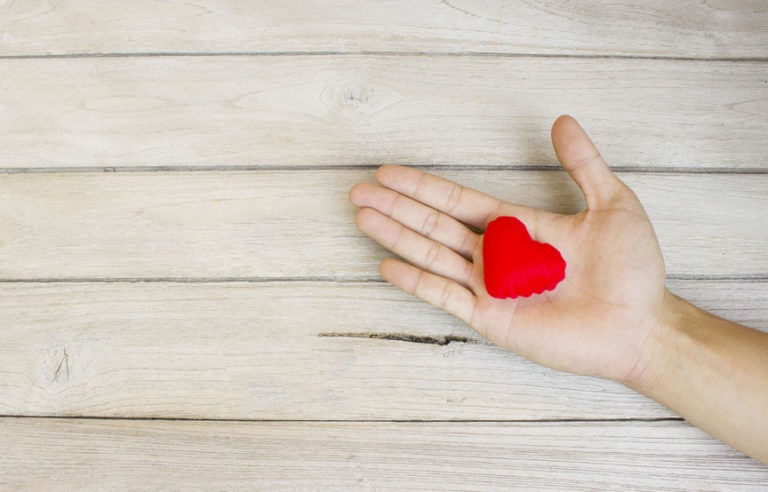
xmin=1 ymin=1 xmax=767 ymax=489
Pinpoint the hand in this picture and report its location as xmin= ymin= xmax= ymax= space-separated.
xmin=350 ymin=115 xmax=666 ymax=384
xmin=351 ymin=116 xmax=768 ymax=463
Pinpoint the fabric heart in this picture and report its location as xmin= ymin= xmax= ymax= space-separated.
xmin=482 ymin=216 xmax=566 ymax=299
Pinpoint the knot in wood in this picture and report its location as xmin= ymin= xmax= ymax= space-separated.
xmin=320 ymin=81 xmax=403 ymax=118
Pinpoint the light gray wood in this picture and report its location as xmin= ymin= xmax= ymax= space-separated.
xmin=0 ymin=280 xmax=763 ymax=419
xmin=1 ymin=57 xmax=766 ymax=169
xmin=1 ymin=418 xmax=766 ymax=490
xmin=3 ymin=1 xmax=766 ymax=487
xmin=1 ymin=0 xmax=766 ymax=58
xmin=0 ymin=170 xmax=765 ymax=279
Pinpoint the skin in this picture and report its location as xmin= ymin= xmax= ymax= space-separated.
xmin=350 ymin=115 xmax=768 ymax=464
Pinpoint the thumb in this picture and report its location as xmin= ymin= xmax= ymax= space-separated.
xmin=551 ymin=115 xmax=625 ymax=210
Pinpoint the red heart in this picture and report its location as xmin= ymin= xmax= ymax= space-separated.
xmin=482 ymin=216 xmax=566 ymax=299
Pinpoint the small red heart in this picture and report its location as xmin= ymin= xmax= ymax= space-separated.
xmin=483 ymin=216 xmax=566 ymax=299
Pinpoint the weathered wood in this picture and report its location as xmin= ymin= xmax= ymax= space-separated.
xmin=0 ymin=280 xmax=763 ymax=419
xmin=1 ymin=57 xmax=766 ymax=169
xmin=2 ymin=1 xmax=765 ymax=487
xmin=1 ymin=418 xmax=766 ymax=490
xmin=1 ymin=0 xmax=766 ymax=58
xmin=0 ymin=170 xmax=765 ymax=279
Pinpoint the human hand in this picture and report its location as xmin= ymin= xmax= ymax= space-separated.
xmin=350 ymin=116 xmax=667 ymax=384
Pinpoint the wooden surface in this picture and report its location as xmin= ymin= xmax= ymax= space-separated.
xmin=2 ymin=419 xmax=766 ymax=490
xmin=2 ymin=57 xmax=767 ymax=169
xmin=0 ymin=1 xmax=767 ymax=489
xmin=0 ymin=280 xmax=766 ymax=421
xmin=0 ymin=171 xmax=766 ymax=279
xmin=1 ymin=0 xmax=767 ymax=58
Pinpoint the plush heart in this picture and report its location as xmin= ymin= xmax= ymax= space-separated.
xmin=482 ymin=216 xmax=566 ymax=299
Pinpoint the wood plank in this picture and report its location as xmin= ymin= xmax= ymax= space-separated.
xmin=1 ymin=56 xmax=766 ymax=169
xmin=1 ymin=419 xmax=766 ymax=489
xmin=0 ymin=280 xmax=764 ymax=419
xmin=0 ymin=170 xmax=765 ymax=279
xmin=1 ymin=1 xmax=766 ymax=58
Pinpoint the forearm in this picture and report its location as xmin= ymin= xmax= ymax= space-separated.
xmin=627 ymin=292 xmax=768 ymax=464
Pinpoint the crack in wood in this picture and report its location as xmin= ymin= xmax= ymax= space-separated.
xmin=440 ymin=0 xmax=501 ymax=23
xmin=52 ymin=347 xmax=70 ymax=383
xmin=318 ymin=332 xmax=476 ymax=345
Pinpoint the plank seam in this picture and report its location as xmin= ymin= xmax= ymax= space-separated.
xmin=0 ymin=51 xmax=767 ymax=62
xmin=0 ymin=276 xmax=764 ymax=283
xmin=0 ymin=415 xmax=684 ymax=424
xmin=0 ymin=277 xmax=387 ymax=284
xmin=0 ymin=165 xmax=766 ymax=175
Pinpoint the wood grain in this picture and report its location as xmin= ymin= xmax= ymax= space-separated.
xmin=2 ymin=418 xmax=766 ymax=490
xmin=0 ymin=280 xmax=763 ymax=419
xmin=1 ymin=57 xmax=766 ymax=169
xmin=1 ymin=0 xmax=767 ymax=58
xmin=0 ymin=170 xmax=765 ymax=279
xmin=2 ymin=1 xmax=766 ymax=487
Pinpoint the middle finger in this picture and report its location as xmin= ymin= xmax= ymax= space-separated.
xmin=350 ymin=183 xmax=479 ymax=259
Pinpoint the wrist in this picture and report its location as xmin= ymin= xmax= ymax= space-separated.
xmin=619 ymin=288 xmax=768 ymax=464
xmin=620 ymin=290 xmax=692 ymax=394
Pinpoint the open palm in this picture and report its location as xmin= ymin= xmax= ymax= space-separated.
xmin=350 ymin=116 xmax=667 ymax=382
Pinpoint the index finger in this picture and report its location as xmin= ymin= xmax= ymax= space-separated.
xmin=375 ymin=165 xmax=539 ymax=230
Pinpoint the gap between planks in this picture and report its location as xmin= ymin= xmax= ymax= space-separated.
xmin=1 ymin=165 xmax=768 ymax=174
xmin=0 ymin=414 xmax=683 ymax=424
xmin=1 ymin=51 xmax=767 ymax=62
xmin=0 ymin=276 xmax=765 ymax=283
